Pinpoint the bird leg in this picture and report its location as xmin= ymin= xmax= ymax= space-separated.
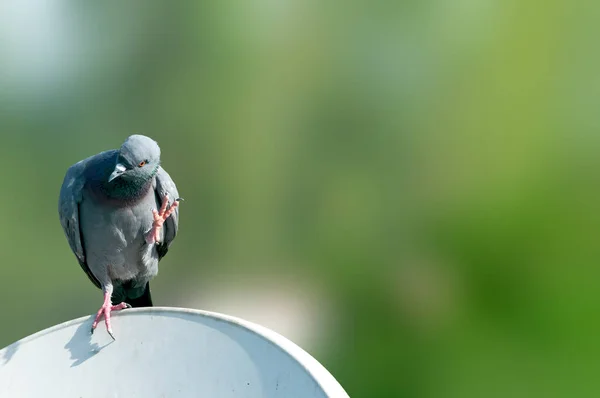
xmin=146 ymin=194 xmax=180 ymax=244
xmin=91 ymin=291 xmax=131 ymax=340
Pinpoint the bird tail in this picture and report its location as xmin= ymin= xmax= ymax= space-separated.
xmin=126 ymin=282 xmax=153 ymax=307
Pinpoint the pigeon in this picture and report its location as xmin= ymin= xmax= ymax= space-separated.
xmin=58 ymin=134 xmax=181 ymax=339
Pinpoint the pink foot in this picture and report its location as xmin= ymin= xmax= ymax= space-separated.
xmin=90 ymin=292 xmax=131 ymax=340
xmin=146 ymin=194 xmax=180 ymax=244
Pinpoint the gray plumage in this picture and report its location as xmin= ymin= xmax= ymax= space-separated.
xmin=58 ymin=135 xmax=180 ymax=306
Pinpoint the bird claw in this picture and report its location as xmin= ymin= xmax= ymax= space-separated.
xmin=147 ymin=194 xmax=180 ymax=244
xmin=90 ymin=296 xmax=129 ymax=339
xmin=156 ymin=194 xmax=180 ymax=220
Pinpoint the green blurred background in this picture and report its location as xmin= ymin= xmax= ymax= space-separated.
xmin=1 ymin=1 xmax=599 ymax=397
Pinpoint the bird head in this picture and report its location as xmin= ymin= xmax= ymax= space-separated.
xmin=109 ymin=135 xmax=161 ymax=183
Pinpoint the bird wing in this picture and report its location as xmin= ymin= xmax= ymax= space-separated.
xmin=58 ymin=152 xmax=115 ymax=289
xmin=153 ymin=166 xmax=180 ymax=260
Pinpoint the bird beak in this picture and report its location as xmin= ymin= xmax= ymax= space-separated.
xmin=108 ymin=163 xmax=127 ymax=182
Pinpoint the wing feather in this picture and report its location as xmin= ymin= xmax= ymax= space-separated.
xmin=57 ymin=151 xmax=116 ymax=289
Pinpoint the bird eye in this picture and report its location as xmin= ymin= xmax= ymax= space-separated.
xmin=138 ymin=161 xmax=146 ymax=167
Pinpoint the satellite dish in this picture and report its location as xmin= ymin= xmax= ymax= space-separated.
xmin=0 ymin=307 xmax=349 ymax=397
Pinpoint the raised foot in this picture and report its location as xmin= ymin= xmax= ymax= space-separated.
xmin=90 ymin=296 xmax=131 ymax=340
xmin=146 ymin=194 xmax=181 ymax=244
